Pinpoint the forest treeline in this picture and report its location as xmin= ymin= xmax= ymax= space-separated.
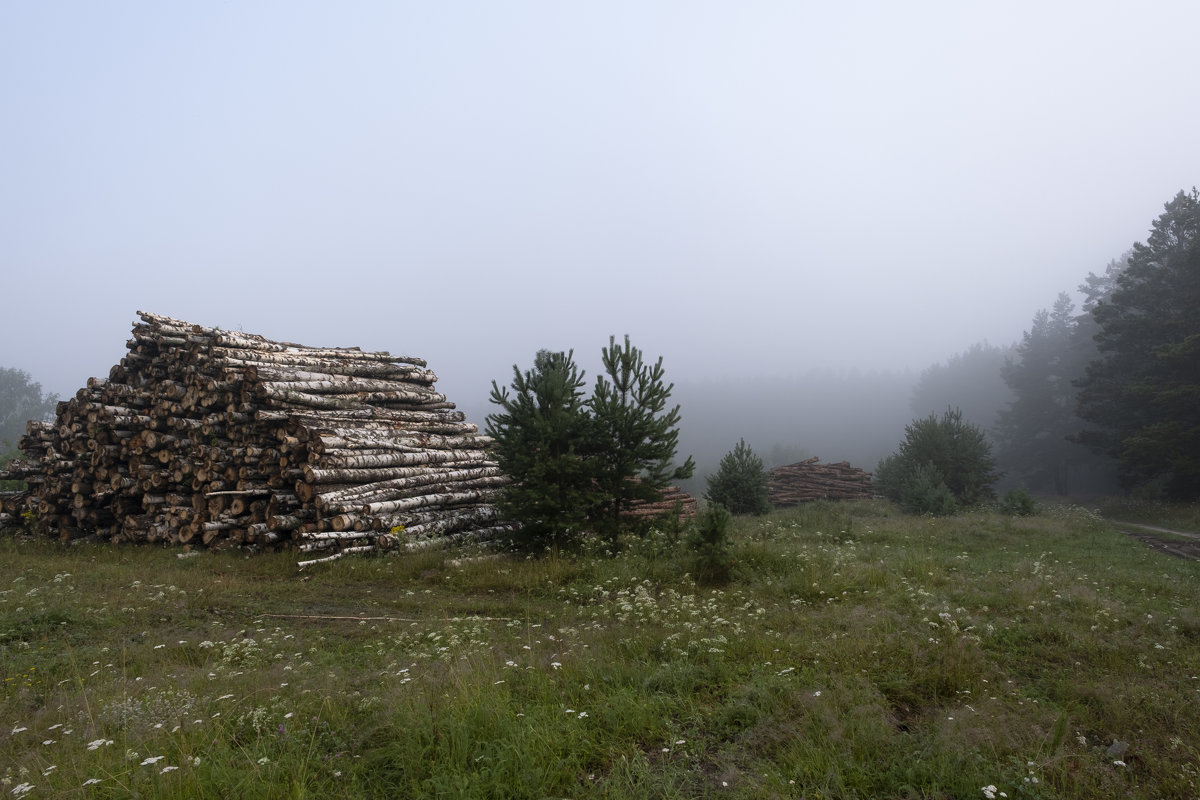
xmin=676 ymin=188 xmax=1199 ymax=502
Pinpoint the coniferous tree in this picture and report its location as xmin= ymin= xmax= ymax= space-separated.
xmin=704 ymin=439 xmax=771 ymax=515
xmin=486 ymin=350 xmax=597 ymax=549
xmin=995 ymin=294 xmax=1086 ymax=494
xmin=1075 ymin=189 xmax=1200 ymax=499
xmin=589 ymin=335 xmax=695 ymax=538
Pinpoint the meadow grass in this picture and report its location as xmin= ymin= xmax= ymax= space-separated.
xmin=1 ymin=500 xmax=1198 ymax=798
xmin=1097 ymin=497 xmax=1200 ymax=533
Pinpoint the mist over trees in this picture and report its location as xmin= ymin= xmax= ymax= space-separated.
xmin=675 ymin=190 xmax=1197 ymax=507
xmin=909 ymin=342 xmax=1014 ymax=443
xmin=994 ymin=294 xmax=1116 ymax=496
xmin=1 ymin=368 xmax=58 ymax=460
xmin=671 ymin=369 xmax=916 ymax=495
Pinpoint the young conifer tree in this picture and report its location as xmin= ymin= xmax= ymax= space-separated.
xmin=588 ymin=335 xmax=695 ymax=538
xmin=486 ymin=350 xmax=597 ymax=550
xmin=705 ymin=438 xmax=772 ymax=515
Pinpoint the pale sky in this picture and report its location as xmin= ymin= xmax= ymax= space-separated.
xmin=2 ymin=1 xmax=1197 ymax=430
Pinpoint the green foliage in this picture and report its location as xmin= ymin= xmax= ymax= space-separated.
xmin=1000 ymin=487 xmax=1037 ymax=517
xmin=487 ymin=337 xmax=694 ymax=548
xmin=876 ymin=456 xmax=957 ymax=515
xmin=904 ymin=462 xmax=959 ymax=516
xmin=704 ymin=438 xmax=771 ymax=515
xmin=0 ymin=445 xmax=24 ymax=491
xmin=877 ymin=407 xmax=999 ymax=514
xmin=486 ymin=350 xmax=598 ymax=550
xmin=1076 ymin=188 xmax=1200 ymax=499
xmin=588 ymin=335 xmax=695 ymax=539
xmin=686 ymin=504 xmax=734 ymax=585
xmin=0 ymin=367 xmax=58 ymax=451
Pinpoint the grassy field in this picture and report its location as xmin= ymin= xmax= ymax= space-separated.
xmin=1 ymin=501 xmax=1198 ymax=799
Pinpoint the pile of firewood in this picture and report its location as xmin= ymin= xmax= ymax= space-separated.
xmin=0 ymin=312 xmax=514 ymax=564
xmin=621 ymin=485 xmax=698 ymax=521
xmin=767 ymin=457 xmax=873 ymax=506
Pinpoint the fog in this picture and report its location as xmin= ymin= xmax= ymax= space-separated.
xmin=2 ymin=2 xmax=1198 ymax=481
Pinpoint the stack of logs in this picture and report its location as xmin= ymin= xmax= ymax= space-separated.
xmin=622 ymin=485 xmax=698 ymax=521
xmin=767 ymin=457 xmax=873 ymax=506
xmin=0 ymin=312 xmax=515 ymax=565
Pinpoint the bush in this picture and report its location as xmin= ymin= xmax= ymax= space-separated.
xmin=901 ymin=462 xmax=960 ymax=516
xmin=704 ymin=439 xmax=771 ymax=515
xmin=687 ymin=505 xmax=734 ymax=585
xmin=1000 ymin=488 xmax=1037 ymax=516
xmin=877 ymin=407 xmax=999 ymax=515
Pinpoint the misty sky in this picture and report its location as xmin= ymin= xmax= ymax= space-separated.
xmin=2 ymin=1 xmax=1198 ymax=434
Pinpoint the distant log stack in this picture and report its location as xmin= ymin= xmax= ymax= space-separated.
xmin=0 ymin=312 xmax=514 ymax=564
xmin=621 ymin=485 xmax=698 ymax=522
xmin=767 ymin=457 xmax=873 ymax=506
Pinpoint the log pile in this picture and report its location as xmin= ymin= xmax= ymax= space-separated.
xmin=0 ymin=312 xmax=514 ymax=564
xmin=767 ymin=457 xmax=873 ymax=506
xmin=621 ymin=485 xmax=698 ymax=522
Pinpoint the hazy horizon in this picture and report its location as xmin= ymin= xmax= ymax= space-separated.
xmin=3 ymin=2 xmax=1197 ymax=459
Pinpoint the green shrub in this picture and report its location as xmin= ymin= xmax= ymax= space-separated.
xmin=877 ymin=407 xmax=999 ymax=515
xmin=1000 ymin=487 xmax=1037 ymax=516
xmin=687 ymin=505 xmax=734 ymax=585
xmin=704 ymin=438 xmax=771 ymax=515
xmin=901 ymin=462 xmax=960 ymax=516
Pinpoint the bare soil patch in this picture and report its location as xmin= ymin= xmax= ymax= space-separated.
xmin=1111 ymin=520 xmax=1200 ymax=561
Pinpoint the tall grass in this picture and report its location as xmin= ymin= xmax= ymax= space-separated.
xmin=1 ymin=500 xmax=1198 ymax=798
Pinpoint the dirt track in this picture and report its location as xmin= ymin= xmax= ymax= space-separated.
xmin=1110 ymin=520 xmax=1200 ymax=561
